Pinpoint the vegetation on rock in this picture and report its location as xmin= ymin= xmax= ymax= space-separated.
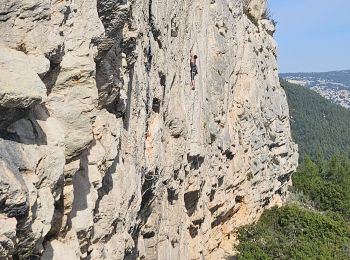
xmin=293 ymin=154 xmax=350 ymax=220
xmin=237 ymin=155 xmax=350 ymax=259
xmin=237 ymin=205 xmax=350 ymax=260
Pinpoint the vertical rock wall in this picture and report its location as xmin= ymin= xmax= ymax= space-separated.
xmin=0 ymin=0 xmax=298 ymax=259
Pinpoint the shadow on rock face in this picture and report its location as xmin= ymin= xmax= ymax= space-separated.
xmin=187 ymin=154 xmax=205 ymax=170
xmin=93 ymin=0 xmax=137 ymax=116
xmin=0 ymin=105 xmax=49 ymax=146
xmin=0 ymin=106 xmax=29 ymax=131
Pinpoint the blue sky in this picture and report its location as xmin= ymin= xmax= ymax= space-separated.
xmin=269 ymin=0 xmax=350 ymax=73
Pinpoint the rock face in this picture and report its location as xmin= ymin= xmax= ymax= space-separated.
xmin=0 ymin=0 xmax=298 ymax=259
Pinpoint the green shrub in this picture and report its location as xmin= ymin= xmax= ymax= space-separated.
xmin=293 ymin=154 xmax=350 ymax=220
xmin=243 ymin=7 xmax=259 ymax=28
xmin=237 ymin=206 xmax=350 ymax=260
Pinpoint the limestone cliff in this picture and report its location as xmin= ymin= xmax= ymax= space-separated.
xmin=0 ymin=0 xmax=298 ymax=259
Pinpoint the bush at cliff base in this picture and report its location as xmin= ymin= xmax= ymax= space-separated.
xmin=237 ymin=206 xmax=350 ymax=260
xmin=293 ymin=154 xmax=350 ymax=220
xmin=237 ymin=154 xmax=350 ymax=259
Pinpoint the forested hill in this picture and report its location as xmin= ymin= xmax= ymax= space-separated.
xmin=282 ymin=79 xmax=350 ymax=159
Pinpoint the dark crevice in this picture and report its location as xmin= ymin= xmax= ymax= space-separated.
xmin=43 ymin=194 xmax=64 ymax=243
xmin=187 ymin=154 xmax=205 ymax=170
xmin=235 ymin=195 xmax=244 ymax=203
xmin=94 ymin=153 xmax=119 ymax=218
xmin=152 ymin=97 xmax=161 ymax=113
xmin=95 ymin=0 xmax=137 ymax=116
xmin=170 ymin=73 xmax=176 ymax=87
xmin=97 ymin=0 xmax=129 ymax=37
xmin=95 ymin=44 xmax=122 ymax=114
xmin=188 ymin=225 xmax=198 ymax=238
xmin=275 ymin=188 xmax=283 ymax=196
xmin=122 ymin=36 xmax=138 ymax=68
xmin=143 ymin=231 xmax=155 ymax=239
xmin=15 ymin=42 xmax=29 ymax=54
xmin=173 ymin=169 xmax=179 ymax=180
xmin=210 ymin=133 xmax=216 ymax=144
xmin=123 ymin=68 xmax=134 ymax=131
xmin=27 ymin=117 xmax=48 ymax=145
xmin=159 ymin=71 xmax=166 ymax=85
xmin=192 ymin=218 xmax=204 ymax=227
xmin=148 ymin=0 xmax=162 ymax=49
xmin=127 ymin=167 xmax=161 ymax=260
xmin=218 ymin=176 xmax=224 ymax=187
xmin=145 ymin=76 xmax=152 ymax=117
xmin=211 ymin=206 xmax=240 ymax=229
xmin=277 ymin=170 xmax=293 ymax=184
xmin=209 ymin=203 xmax=223 ymax=215
xmin=61 ymin=6 xmax=71 ymax=26
xmin=0 ymin=109 xmax=48 ymax=146
xmin=184 ymin=190 xmax=200 ymax=217
xmin=223 ymin=149 xmax=234 ymax=160
xmin=140 ymin=167 xmax=160 ymax=212
xmin=145 ymin=45 xmax=153 ymax=73
xmin=225 ymin=179 xmax=245 ymax=192
xmin=13 ymin=200 xmax=39 ymax=259
xmin=262 ymin=197 xmax=271 ymax=207
xmin=0 ymin=107 xmax=29 ymax=135
xmin=145 ymin=1 xmax=153 ymax=73
xmin=167 ymin=188 xmax=178 ymax=205
xmin=209 ymin=189 xmax=216 ymax=202
xmin=268 ymin=142 xmax=284 ymax=151
xmin=42 ymin=59 xmax=62 ymax=96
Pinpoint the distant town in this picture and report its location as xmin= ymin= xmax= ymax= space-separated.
xmin=281 ymin=70 xmax=350 ymax=110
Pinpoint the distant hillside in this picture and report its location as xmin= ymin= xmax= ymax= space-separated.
xmin=282 ymin=80 xmax=350 ymax=159
xmin=280 ymin=70 xmax=350 ymax=109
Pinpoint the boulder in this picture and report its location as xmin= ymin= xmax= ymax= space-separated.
xmin=0 ymin=215 xmax=17 ymax=257
xmin=41 ymin=240 xmax=78 ymax=260
xmin=0 ymin=47 xmax=46 ymax=108
xmin=0 ymin=140 xmax=29 ymax=217
xmin=0 ymin=47 xmax=47 ymax=129
xmin=244 ymin=0 xmax=267 ymax=20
